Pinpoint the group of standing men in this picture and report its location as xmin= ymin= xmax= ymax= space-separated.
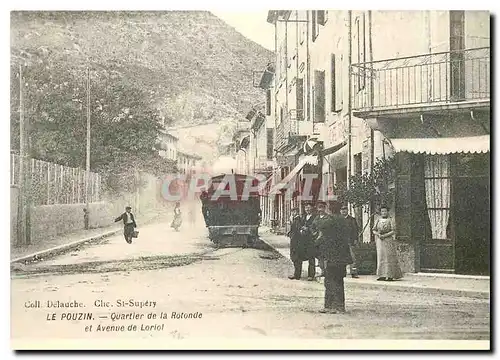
xmin=287 ymin=201 xmax=360 ymax=314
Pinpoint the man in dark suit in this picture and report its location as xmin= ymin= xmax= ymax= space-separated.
xmin=312 ymin=201 xmax=330 ymax=276
xmin=340 ymin=204 xmax=360 ymax=278
xmin=289 ymin=203 xmax=316 ymax=281
xmin=315 ymin=211 xmax=353 ymax=313
xmin=287 ymin=207 xmax=314 ymax=280
xmin=114 ymin=206 xmax=137 ymax=244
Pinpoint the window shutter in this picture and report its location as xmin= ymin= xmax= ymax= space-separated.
xmin=266 ymin=129 xmax=274 ymax=160
xmin=318 ymin=10 xmax=327 ymax=25
xmin=312 ymin=11 xmax=318 ymax=41
xmin=266 ymin=90 xmax=272 ymax=116
xmin=331 ymin=54 xmax=336 ymax=112
xmin=336 ymin=55 xmax=343 ymax=111
xmin=314 ymin=70 xmax=325 ymax=123
xmin=296 ymin=78 xmax=304 ymax=120
xmin=395 ymin=153 xmax=412 ymax=242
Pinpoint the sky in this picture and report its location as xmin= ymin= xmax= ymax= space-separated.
xmin=211 ymin=11 xmax=275 ymax=51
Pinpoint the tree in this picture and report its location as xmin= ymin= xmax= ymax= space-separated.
xmin=10 ymin=58 xmax=177 ymax=194
xmin=343 ymin=157 xmax=397 ymax=211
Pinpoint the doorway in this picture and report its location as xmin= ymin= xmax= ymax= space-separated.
xmin=452 ymin=154 xmax=490 ymax=275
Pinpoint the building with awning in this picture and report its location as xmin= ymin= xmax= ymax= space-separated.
xmin=389 ymin=135 xmax=489 ymax=155
xmin=350 ymin=11 xmax=490 ymax=276
xmin=255 ymin=10 xmax=490 ymax=276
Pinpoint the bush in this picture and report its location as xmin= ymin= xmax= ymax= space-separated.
xmin=344 ymin=157 xmax=396 ymax=210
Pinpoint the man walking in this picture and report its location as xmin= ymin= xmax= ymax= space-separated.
xmin=114 ymin=206 xmax=137 ymax=244
xmin=315 ymin=212 xmax=353 ymax=314
xmin=287 ymin=207 xmax=315 ymax=281
xmin=340 ymin=204 xmax=360 ymax=278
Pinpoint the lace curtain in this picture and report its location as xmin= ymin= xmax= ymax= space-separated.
xmin=424 ymin=155 xmax=451 ymax=240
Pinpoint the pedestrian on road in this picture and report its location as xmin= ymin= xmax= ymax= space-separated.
xmin=315 ymin=211 xmax=353 ymax=314
xmin=171 ymin=202 xmax=182 ymax=231
xmin=200 ymin=191 xmax=210 ymax=227
xmin=287 ymin=207 xmax=316 ymax=280
xmin=312 ymin=201 xmax=331 ymax=277
xmin=340 ymin=204 xmax=360 ymax=278
xmin=372 ymin=205 xmax=403 ymax=281
xmin=114 ymin=206 xmax=137 ymax=244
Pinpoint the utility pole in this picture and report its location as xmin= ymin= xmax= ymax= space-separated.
xmin=84 ymin=67 xmax=91 ymax=229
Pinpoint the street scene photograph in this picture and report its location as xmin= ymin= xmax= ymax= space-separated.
xmin=9 ymin=9 xmax=490 ymax=350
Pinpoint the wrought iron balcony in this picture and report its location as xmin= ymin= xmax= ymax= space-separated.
xmin=351 ymin=47 xmax=490 ymax=116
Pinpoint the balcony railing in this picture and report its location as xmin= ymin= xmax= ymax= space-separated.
xmin=351 ymin=47 xmax=490 ymax=113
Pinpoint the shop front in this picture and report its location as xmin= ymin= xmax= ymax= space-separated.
xmin=391 ymin=135 xmax=490 ymax=275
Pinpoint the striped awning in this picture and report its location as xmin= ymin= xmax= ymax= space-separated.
xmin=389 ymin=135 xmax=490 ymax=155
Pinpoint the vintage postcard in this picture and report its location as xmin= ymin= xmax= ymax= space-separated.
xmin=10 ymin=9 xmax=490 ymax=350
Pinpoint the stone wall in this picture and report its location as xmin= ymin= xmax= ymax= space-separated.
xmin=29 ymin=202 xmax=115 ymax=244
xmin=11 ymin=171 xmax=174 ymax=246
xmin=10 ymin=186 xmax=19 ymax=246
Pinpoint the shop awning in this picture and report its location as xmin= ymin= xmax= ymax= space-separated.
xmin=390 ymin=135 xmax=490 ymax=155
xmin=322 ymin=141 xmax=347 ymax=156
xmin=324 ymin=143 xmax=348 ymax=169
xmin=269 ymin=155 xmax=318 ymax=194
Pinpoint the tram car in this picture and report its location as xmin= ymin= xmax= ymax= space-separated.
xmin=201 ymin=174 xmax=261 ymax=248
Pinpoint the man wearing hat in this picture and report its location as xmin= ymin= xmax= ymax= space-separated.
xmin=114 ymin=206 xmax=137 ymax=244
xmin=315 ymin=207 xmax=353 ymax=313
xmin=340 ymin=204 xmax=360 ymax=278
xmin=287 ymin=207 xmax=313 ymax=280
xmin=312 ymin=201 xmax=330 ymax=276
xmin=288 ymin=203 xmax=317 ymax=280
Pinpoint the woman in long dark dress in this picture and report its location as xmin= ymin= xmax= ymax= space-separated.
xmin=372 ymin=205 xmax=402 ymax=281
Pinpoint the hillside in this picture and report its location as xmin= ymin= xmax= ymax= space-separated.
xmin=10 ymin=11 xmax=273 ymax=160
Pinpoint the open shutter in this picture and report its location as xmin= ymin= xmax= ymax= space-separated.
xmin=314 ymin=70 xmax=325 ymax=123
xmin=318 ymin=10 xmax=328 ymax=25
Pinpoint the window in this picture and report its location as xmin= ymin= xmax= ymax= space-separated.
xmin=318 ymin=10 xmax=328 ymax=25
xmin=355 ymin=15 xmax=366 ymax=91
xmin=311 ymin=10 xmax=327 ymax=42
xmin=362 ymin=139 xmax=370 ymax=171
xmin=266 ymin=129 xmax=274 ymax=160
xmin=314 ymin=70 xmax=325 ymax=123
xmin=299 ymin=23 xmax=305 ymax=44
xmin=331 ymin=54 xmax=337 ymax=112
xmin=353 ymin=153 xmax=362 ymax=175
xmin=279 ymin=42 xmax=287 ymax=82
xmin=266 ymin=90 xmax=272 ymax=116
xmin=312 ymin=11 xmax=319 ymax=42
xmin=296 ymin=78 xmax=304 ymax=120
xmin=450 ymin=10 xmax=465 ymax=100
xmin=424 ymin=155 xmax=451 ymax=240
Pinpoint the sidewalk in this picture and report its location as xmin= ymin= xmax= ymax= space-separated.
xmin=258 ymin=228 xmax=490 ymax=300
xmin=11 ymin=209 xmax=169 ymax=264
